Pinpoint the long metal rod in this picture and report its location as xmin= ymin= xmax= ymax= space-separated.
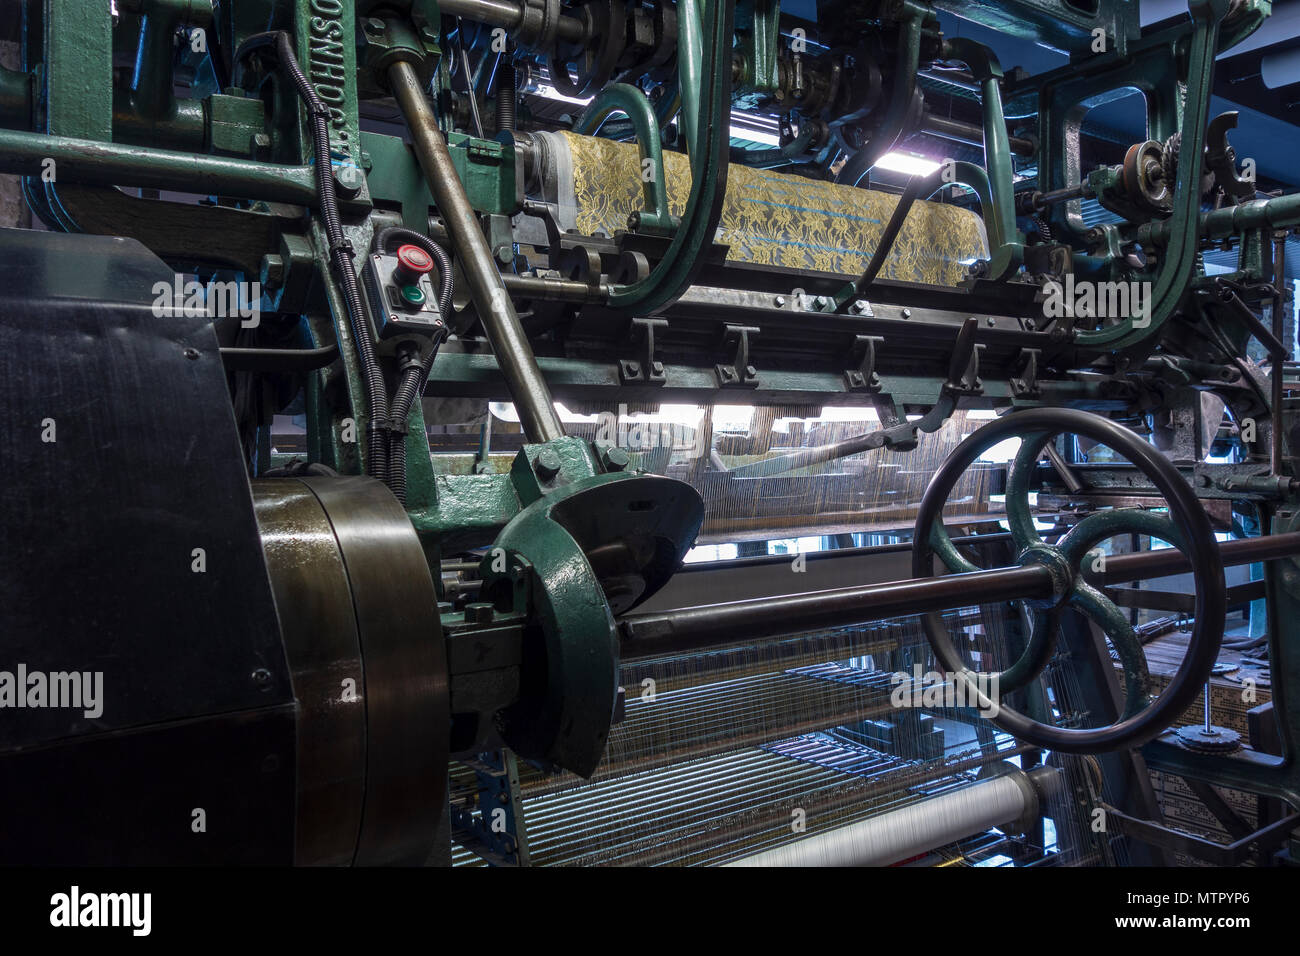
xmin=438 ymin=0 xmax=587 ymax=43
xmin=620 ymin=564 xmax=1056 ymax=657
xmin=921 ymin=111 xmax=1034 ymax=158
xmin=621 ymin=531 xmax=1300 ymax=658
xmin=0 ymin=127 xmax=318 ymax=205
xmin=1272 ymin=233 xmax=1288 ymax=475
xmin=388 ymin=59 xmax=564 ymax=443
xmin=1100 ymin=529 xmax=1300 ymax=583
xmin=501 ymin=272 xmax=605 ymax=303
xmin=1043 ymin=443 xmax=1086 ymax=494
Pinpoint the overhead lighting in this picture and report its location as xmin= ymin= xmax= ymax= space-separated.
xmin=730 ymin=124 xmax=781 ymax=146
xmin=875 ymin=151 xmax=943 ymax=176
xmin=531 ymin=84 xmax=596 ymax=107
xmin=529 ymin=85 xmax=781 ymax=146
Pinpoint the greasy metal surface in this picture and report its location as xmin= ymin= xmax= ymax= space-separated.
xmin=300 ymin=476 xmax=448 ymax=865
xmin=620 ymin=563 xmax=1054 ymax=658
xmin=253 ymin=480 xmax=367 ymax=867
xmin=485 ymin=484 xmax=624 ymax=777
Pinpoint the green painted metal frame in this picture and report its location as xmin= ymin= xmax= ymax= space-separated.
xmin=733 ymin=0 xmax=781 ymax=99
xmin=9 ymin=0 xmax=1300 ymax=813
xmin=1014 ymin=0 xmax=1272 ymax=354
xmin=0 ymin=128 xmax=319 ymax=204
xmin=605 ymin=0 xmax=734 ymax=314
xmin=941 ymin=36 xmax=1021 ymax=278
xmin=1073 ymin=1 xmax=1228 ymax=353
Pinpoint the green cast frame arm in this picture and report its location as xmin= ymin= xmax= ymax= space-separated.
xmin=606 ymin=0 xmax=734 ymax=314
xmin=573 ymin=83 xmax=674 ymax=235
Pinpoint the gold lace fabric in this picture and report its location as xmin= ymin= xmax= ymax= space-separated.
xmin=560 ymin=130 xmax=988 ymax=287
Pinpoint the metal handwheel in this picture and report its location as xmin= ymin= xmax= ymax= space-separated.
xmin=911 ymin=407 xmax=1226 ymax=753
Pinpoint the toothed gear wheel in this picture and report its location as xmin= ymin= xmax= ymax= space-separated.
xmin=1161 ymin=132 xmax=1215 ymax=197
xmin=1161 ymin=132 xmax=1180 ymax=186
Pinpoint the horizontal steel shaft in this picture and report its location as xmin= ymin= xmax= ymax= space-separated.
xmin=620 ymin=530 xmax=1300 ymax=658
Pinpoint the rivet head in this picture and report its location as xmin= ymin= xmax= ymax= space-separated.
xmin=600 ymin=444 xmax=631 ymax=472
xmin=535 ymin=448 xmax=562 ymax=481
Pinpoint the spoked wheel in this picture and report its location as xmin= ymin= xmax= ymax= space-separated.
xmin=911 ymin=408 xmax=1226 ymax=753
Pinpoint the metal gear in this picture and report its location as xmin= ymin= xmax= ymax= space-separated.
xmin=1161 ymin=131 xmax=1181 ymax=186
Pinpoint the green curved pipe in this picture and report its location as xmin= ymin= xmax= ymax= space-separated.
xmin=942 ymin=36 xmax=1020 ymax=265
xmin=676 ymin=0 xmax=704 ymax=163
xmin=573 ymin=83 xmax=674 ymax=234
xmin=607 ymin=0 xmax=733 ymax=313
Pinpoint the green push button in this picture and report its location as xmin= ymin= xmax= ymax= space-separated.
xmin=399 ymin=284 xmax=426 ymax=308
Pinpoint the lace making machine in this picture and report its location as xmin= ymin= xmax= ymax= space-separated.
xmin=2 ymin=0 xmax=1300 ymax=866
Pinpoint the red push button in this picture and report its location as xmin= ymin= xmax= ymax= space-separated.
xmin=394 ymin=244 xmax=434 ymax=285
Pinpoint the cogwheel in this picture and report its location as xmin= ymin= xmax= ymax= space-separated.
xmin=1161 ymin=131 xmax=1216 ymax=197
xmin=1161 ymin=131 xmax=1180 ymax=185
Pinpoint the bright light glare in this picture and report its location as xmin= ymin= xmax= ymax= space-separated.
xmin=531 ymin=86 xmax=780 ymax=144
xmin=655 ymin=404 xmax=707 ymax=427
xmin=684 ymin=542 xmax=739 ymax=563
xmin=773 ymin=406 xmax=880 ymax=433
xmin=490 ymin=402 xmax=704 ymax=427
xmin=875 ymin=151 xmax=943 ymax=176
xmin=713 ymin=404 xmax=755 ymax=432
xmin=732 ymin=125 xmax=781 ymax=146
xmin=816 ymin=406 xmax=881 ymax=422
xmin=490 ymin=401 xmax=596 ymax=424
xmin=978 ymin=436 xmax=1022 ymax=463
xmin=532 ymin=85 xmax=594 ymax=107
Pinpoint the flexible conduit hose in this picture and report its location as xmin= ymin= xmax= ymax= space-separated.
xmin=234 ymin=31 xmax=392 ymax=484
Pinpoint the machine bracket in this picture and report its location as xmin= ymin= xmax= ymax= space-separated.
xmin=619 ymin=317 xmax=669 ymax=384
xmin=1010 ymin=348 xmax=1041 ymax=398
xmin=1099 ymin=802 xmax=1300 ymax=866
xmin=943 ymin=317 xmax=985 ymax=396
xmin=844 ymin=334 xmax=884 ymax=392
xmin=715 ymin=324 xmax=761 ymax=387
